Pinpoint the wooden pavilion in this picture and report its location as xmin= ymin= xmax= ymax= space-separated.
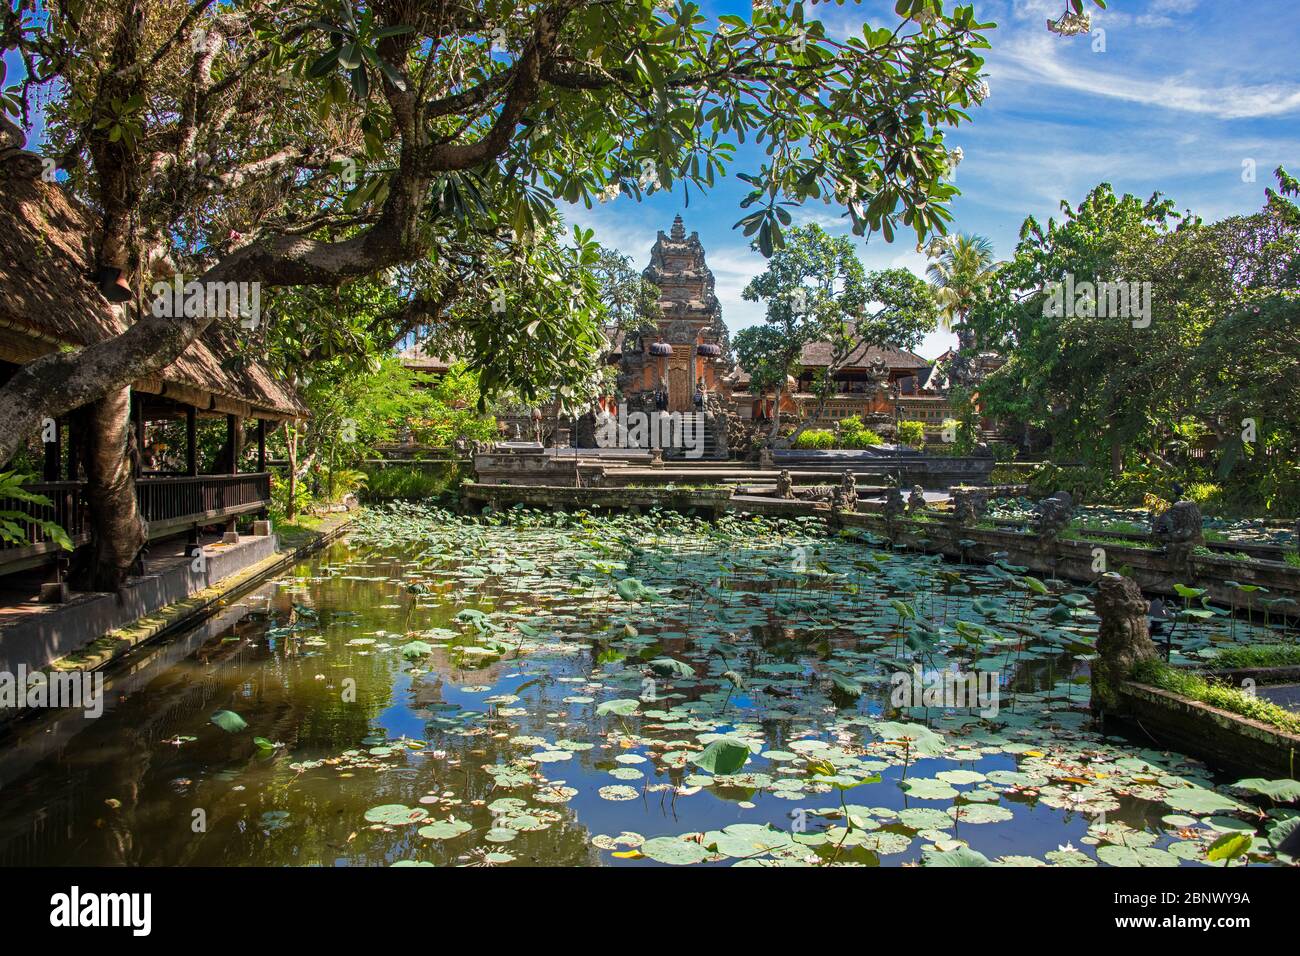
xmin=0 ymin=147 xmax=305 ymax=580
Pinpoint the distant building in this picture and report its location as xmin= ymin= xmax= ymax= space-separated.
xmin=725 ymin=334 xmax=954 ymax=427
xmin=396 ymin=340 xmax=454 ymax=385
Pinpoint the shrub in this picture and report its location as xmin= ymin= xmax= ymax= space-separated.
xmin=842 ymin=426 xmax=884 ymax=449
xmin=792 ymin=429 xmax=836 ymax=450
xmin=322 ymin=467 xmax=368 ymax=502
xmin=269 ymin=471 xmax=312 ymax=523
xmin=835 ymin=414 xmax=884 ymax=448
xmin=1186 ymin=482 xmax=1223 ymax=510
xmin=360 ymin=462 xmax=463 ymax=500
xmin=895 ymin=420 xmax=925 ymax=447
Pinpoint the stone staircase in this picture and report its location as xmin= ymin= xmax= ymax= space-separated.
xmin=664 ymin=414 xmax=728 ymax=461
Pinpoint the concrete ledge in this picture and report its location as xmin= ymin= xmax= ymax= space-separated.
xmin=1116 ymin=681 xmax=1300 ymax=779
xmin=0 ymin=514 xmax=357 ymax=732
xmin=0 ymin=534 xmax=278 ymax=676
xmin=462 ymin=482 xmax=734 ymax=515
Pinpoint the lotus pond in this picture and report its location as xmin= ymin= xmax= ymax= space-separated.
xmin=0 ymin=503 xmax=1296 ymax=867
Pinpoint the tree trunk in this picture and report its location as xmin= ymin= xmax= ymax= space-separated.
xmin=286 ymin=422 xmax=300 ymax=520
xmin=1110 ymin=436 xmax=1123 ymax=477
xmin=767 ymin=386 xmax=785 ymax=444
xmin=69 ymin=387 xmax=147 ymax=591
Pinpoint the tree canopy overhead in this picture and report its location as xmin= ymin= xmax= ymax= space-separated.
xmin=0 ymin=0 xmax=1021 ymax=466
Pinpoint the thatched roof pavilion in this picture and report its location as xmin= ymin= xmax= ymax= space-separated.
xmin=0 ymin=145 xmax=305 ymax=577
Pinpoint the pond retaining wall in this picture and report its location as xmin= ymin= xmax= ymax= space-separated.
xmin=831 ymin=510 xmax=1300 ymax=605
xmin=1115 ymin=681 xmax=1300 ymax=779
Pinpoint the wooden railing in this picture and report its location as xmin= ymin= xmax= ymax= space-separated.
xmin=0 ymin=481 xmax=88 ymax=550
xmin=0 ymin=473 xmax=271 ymax=573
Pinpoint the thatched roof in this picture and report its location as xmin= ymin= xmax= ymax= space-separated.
xmin=0 ymin=148 xmax=305 ymax=419
xmin=796 ymin=340 xmax=930 ymax=370
xmin=396 ymin=340 xmax=455 ymax=373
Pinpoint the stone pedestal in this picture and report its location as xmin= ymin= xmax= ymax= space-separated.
xmin=38 ymin=582 xmax=69 ymax=604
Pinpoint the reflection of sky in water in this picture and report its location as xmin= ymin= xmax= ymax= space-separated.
xmin=0 ymin=514 xmax=1290 ymax=867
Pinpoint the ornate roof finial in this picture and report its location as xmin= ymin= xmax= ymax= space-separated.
xmin=670 ymin=214 xmax=685 ymax=240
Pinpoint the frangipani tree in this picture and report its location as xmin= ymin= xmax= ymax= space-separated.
xmin=0 ymin=0 xmax=1101 ymax=580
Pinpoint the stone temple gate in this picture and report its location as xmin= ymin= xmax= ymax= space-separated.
xmin=618 ymin=215 xmax=730 ymax=413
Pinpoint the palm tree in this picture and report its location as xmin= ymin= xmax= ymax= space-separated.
xmin=925 ymin=233 xmax=996 ymax=332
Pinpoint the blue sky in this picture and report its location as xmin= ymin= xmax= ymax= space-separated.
xmin=6 ymin=1 xmax=1297 ymax=359
xmin=564 ymin=0 xmax=1300 ymax=358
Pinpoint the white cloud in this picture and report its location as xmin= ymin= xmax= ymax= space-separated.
xmin=991 ymin=29 xmax=1300 ymax=120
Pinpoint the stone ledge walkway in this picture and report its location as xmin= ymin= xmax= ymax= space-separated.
xmin=5 ymin=513 xmax=354 ymax=680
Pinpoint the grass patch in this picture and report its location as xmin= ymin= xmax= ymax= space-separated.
xmin=1207 ymin=643 xmax=1300 ymax=669
xmin=1064 ymin=533 xmax=1156 ymax=550
xmin=1130 ymin=659 xmax=1300 ymax=736
xmin=1069 ymin=518 xmax=1148 ymax=536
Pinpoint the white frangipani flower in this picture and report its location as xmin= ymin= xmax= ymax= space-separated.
xmin=1047 ymin=11 xmax=1091 ymax=37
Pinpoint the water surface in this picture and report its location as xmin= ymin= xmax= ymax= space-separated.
xmin=0 ymin=505 xmax=1291 ymax=867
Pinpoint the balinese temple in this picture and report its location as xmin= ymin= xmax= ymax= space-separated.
xmin=727 ymin=337 xmax=954 ymax=427
xmin=0 ymin=144 xmax=305 ymax=582
xmin=616 ymin=215 xmax=730 ymax=415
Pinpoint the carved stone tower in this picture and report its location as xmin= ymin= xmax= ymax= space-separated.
xmin=621 ymin=215 xmax=729 ymax=412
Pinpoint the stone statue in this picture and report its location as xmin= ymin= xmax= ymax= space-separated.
xmin=1151 ymin=500 xmax=1204 ymax=548
xmin=776 ymin=469 xmax=793 ymax=499
xmin=864 ymin=354 xmax=890 ymax=393
xmin=1090 ymin=574 xmax=1157 ymax=715
xmin=834 ymin=470 xmax=858 ymax=511
xmin=1030 ymin=491 xmax=1074 ymax=539
xmin=882 ymin=484 xmax=905 ymax=522
xmin=946 ymin=325 xmax=980 ymax=388
xmin=951 ymin=488 xmax=988 ymax=525
xmin=907 ymin=485 xmax=926 ymax=514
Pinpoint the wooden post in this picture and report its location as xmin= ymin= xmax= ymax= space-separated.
xmin=257 ymin=418 xmax=266 ymax=472
xmin=65 ymin=417 xmax=78 ymax=480
xmin=226 ymin=414 xmax=239 ymax=475
xmin=186 ymin=405 xmax=198 ymax=476
xmin=225 ymin=413 xmax=241 ymax=538
xmin=43 ymin=417 xmax=61 ymax=482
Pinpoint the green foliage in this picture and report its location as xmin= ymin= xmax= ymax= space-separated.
xmin=972 ymin=169 xmax=1300 ymax=513
xmin=412 ymin=363 xmax=501 ymax=448
xmin=0 ymin=470 xmax=73 ymax=550
xmin=837 ymin=415 xmax=885 ymax=448
xmin=896 ymin=420 xmax=927 ymax=447
xmin=737 ymin=225 xmax=937 ymax=445
xmin=269 ymin=470 xmax=313 ymax=524
xmin=360 ymin=462 xmax=463 ymax=501
xmin=792 ymin=429 xmax=836 ymax=450
xmin=1208 ymin=644 xmax=1300 ymax=670
xmin=1185 ymin=482 xmax=1223 ymax=509
xmin=1130 ymin=659 xmax=1300 ymax=736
